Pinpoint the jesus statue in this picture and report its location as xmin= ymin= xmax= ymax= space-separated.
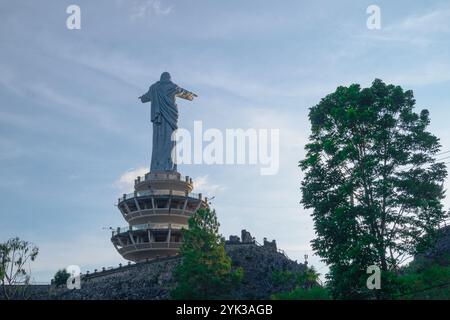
xmin=139 ymin=72 xmax=197 ymax=172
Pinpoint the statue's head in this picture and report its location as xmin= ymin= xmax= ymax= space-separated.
xmin=160 ymin=72 xmax=171 ymax=82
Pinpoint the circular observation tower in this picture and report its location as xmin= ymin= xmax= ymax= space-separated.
xmin=111 ymin=171 xmax=209 ymax=262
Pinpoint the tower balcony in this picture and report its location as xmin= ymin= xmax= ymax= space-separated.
xmin=117 ymin=190 xmax=208 ymax=225
xmin=111 ymin=222 xmax=186 ymax=262
xmin=134 ymin=171 xmax=193 ymax=193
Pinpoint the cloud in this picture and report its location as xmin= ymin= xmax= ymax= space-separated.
xmin=383 ymin=61 xmax=450 ymax=87
xmin=54 ymin=45 xmax=156 ymax=91
xmin=395 ymin=8 xmax=450 ymax=34
xmin=193 ymin=175 xmax=226 ymax=197
xmin=184 ymin=66 xmax=332 ymax=103
xmin=358 ymin=7 xmax=450 ymax=46
xmin=0 ymin=64 xmax=126 ymax=134
xmin=114 ymin=166 xmax=148 ymax=192
xmin=130 ymin=0 xmax=173 ymax=19
xmin=234 ymin=106 xmax=307 ymax=174
xmin=180 ymin=11 xmax=300 ymax=41
xmin=0 ymin=135 xmax=25 ymax=161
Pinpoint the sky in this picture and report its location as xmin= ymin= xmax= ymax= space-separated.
xmin=1 ymin=0 xmax=450 ymax=283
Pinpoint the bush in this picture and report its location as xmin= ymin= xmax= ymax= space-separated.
xmin=397 ymin=264 xmax=450 ymax=299
xmin=271 ymin=287 xmax=331 ymax=300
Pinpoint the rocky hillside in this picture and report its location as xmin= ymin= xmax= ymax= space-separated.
xmin=25 ymin=230 xmax=306 ymax=300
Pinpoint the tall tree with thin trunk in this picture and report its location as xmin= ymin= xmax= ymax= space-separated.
xmin=300 ymin=79 xmax=448 ymax=299
xmin=0 ymin=237 xmax=39 ymax=300
xmin=171 ymin=208 xmax=243 ymax=299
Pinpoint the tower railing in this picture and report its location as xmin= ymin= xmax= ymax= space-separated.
xmin=112 ymin=222 xmax=187 ymax=237
xmin=135 ymin=173 xmax=194 ymax=184
xmin=119 ymin=190 xmax=201 ymax=203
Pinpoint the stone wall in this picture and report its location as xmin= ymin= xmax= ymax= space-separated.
xmin=49 ymin=257 xmax=179 ymax=300
xmin=20 ymin=231 xmax=306 ymax=300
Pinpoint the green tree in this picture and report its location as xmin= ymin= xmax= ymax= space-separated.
xmin=300 ymin=79 xmax=448 ymax=299
xmin=0 ymin=237 xmax=39 ymax=299
xmin=271 ymin=266 xmax=326 ymax=300
xmin=52 ymin=269 xmax=70 ymax=288
xmin=298 ymin=266 xmax=320 ymax=289
xmin=171 ymin=208 xmax=243 ymax=299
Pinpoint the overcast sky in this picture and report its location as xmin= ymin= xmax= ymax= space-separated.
xmin=1 ymin=0 xmax=450 ymax=282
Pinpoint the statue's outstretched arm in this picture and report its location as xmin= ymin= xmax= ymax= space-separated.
xmin=139 ymin=89 xmax=151 ymax=103
xmin=176 ymin=86 xmax=198 ymax=101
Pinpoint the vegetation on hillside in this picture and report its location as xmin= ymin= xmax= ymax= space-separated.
xmin=271 ymin=267 xmax=331 ymax=300
xmin=397 ymin=263 xmax=450 ymax=299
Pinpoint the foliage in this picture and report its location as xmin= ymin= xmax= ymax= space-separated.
xmin=298 ymin=266 xmax=321 ymax=289
xmin=52 ymin=269 xmax=71 ymax=288
xmin=272 ymin=266 xmax=320 ymax=288
xmin=171 ymin=208 xmax=243 ymax=300
xmin=396 ymin=264 xmax=450 ymax=299
xmin=271 ymin=266 xmax=327 ymax=300
xmin=0 ymin=237 xmax=39 ymax=299
xmin=271 ymin=286 xmax=331 ymax=300
xmin=300 ymin=79 xmax=448 ymax=299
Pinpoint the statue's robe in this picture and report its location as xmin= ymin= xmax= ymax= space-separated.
xmin=140 ymin=79 xmax=190 ymax=172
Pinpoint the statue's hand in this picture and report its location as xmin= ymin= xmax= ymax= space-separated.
xmin=176 ymin=87 xmax=198 ymax=101
xmin=139 ymin=94 xmax=151 ymax=103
